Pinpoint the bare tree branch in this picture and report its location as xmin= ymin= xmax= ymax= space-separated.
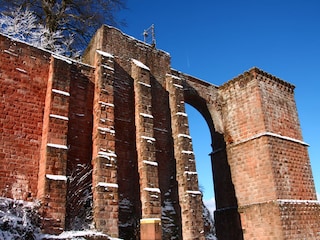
xmin=0 ymin=0 xmax=126 ymax=56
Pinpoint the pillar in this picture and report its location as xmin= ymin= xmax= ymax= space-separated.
xmin=37 ymin=57 xmax=70 ymax=234
xmin=91 ymin=50 xmax=118 ymax=236
xmin=131 ymin=59 xmax=162 ymax=240
xmin=166 ymin=73 xmax=205 ymax=240
xmin=220 ymin=68 xmax=320 ymax=239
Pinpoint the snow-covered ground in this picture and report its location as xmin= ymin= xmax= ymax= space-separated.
xmin=0 ymin=197 xmax=42 ymax=239
xmin=0 ymin=197 xmax=116 ymax=240
xmin=0 ymin=197 xmax=216 ymax=239
xmin=42 ymin=231 xmax=119 ymax=240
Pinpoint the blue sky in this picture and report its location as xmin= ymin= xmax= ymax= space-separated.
xmin=117 ymin=0 xmax=320 ymax=204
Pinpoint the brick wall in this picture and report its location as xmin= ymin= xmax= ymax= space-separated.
xmin=65 ymin=62 xmax=95 ymax=230
xmin=36 ymin=56 xmax=95 ymax=233
xmin=279 ymin=201 xmax=320 ymax=239
xmin=220 ymin=70 xmax=267 ymax=144
xmin=219 ymin=68 xmax=317 ymax=205
xmin=0 ymin=35 xmax=51 ymax=200
xmin=258 ymin=72 xmax=302 ymax=139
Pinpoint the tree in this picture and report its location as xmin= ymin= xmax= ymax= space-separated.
xmin=0 ymin=7 xmax=39 ymax=43
xmin=0 ymin=7 xmax=77 ymax=56
xmin=0 ymin=0 xmax=126 ymax=56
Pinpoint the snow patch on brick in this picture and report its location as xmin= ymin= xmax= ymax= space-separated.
xmin=186 ymin=190 xmax=202 ymax=195
xmin=101 ymin=64 xmax=114 ymax=71
xmin=277 ymin=199 xmax=319 ymax=204
xmin=98 ymin=101 xmax=114 ymax=107
xmin=4 ymin=49 xmax=18 ymax=57
xmin=15 ymin=68 xmax=27 ymax=74
xmin=96 ymin=182 xmax=118 ymax=188
xmin=98 ymin=127 xmax=115 ymax=134
xmin=182 ymin=150 xmax=194 ymax=155
xmin=132 ymin=58 xmax=150 ymax=71
xmin=98 ymin=151 xmax=117 ymax=159
xmin=141 ymin=136 xmax=156 ymax=142
xmin=140 ymin=113 xmax=153 ymax=119
xmin=52 ymin=89 xmax=70 ymax=97
xmin=96 ymin=50 xmax=114 ymax=58
xmin=49 ymin=114 xmax=68 ymax=121
xmin=184 ymin=171 xmax=198 ymax=175
xmin=143 ymin=160 xmax=158 ymax=166
xmin=47 ymin=143 xmax=68 ymax=150
xmin=166 ymin=73 xmax=181 ymax=80
xmin=234 ymin=131 xmax=309 ymax=146
xmin=46 ymin=174 xmax=67 ymax=181
xmin=138 ymin=81 xmax=151 ymax=87
xmin=140 ymin=218 xmax=162 ymax=223
xmin=176 ymin=112 xmax=187 ymax=117
xmin=53 ymin=54 xmax=72 ymax=64
xmin=178 ymin=133 xmax=191 ymax=139
xmin=144 ymin=187 xmax=161 ymax=193
xmin=264 ymin=132 xmax=309 ymax=146
xmin=173 ymin=83 xmax=183 ymax=89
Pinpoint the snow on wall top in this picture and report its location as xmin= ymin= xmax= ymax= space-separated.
xmin=132 ymin=58 xmax=150 ymax=71
xmin=96 ymin=49 xmax=114 ymax=58
xmin=46 ymin=174 xmax=67 ymax=181
xmin=47 ymin=143 xmax=68 ymax=150
xmin=105 ymin=25 xmax=171 ymax=57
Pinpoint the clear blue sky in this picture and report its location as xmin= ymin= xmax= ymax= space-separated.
xmin=117 ymin=0 xmax=320 ymax=202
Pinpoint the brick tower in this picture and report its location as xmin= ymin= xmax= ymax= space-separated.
xmin=218 ymin=69 xmax=320 ymax=239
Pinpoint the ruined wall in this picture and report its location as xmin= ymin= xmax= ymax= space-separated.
xmin=36 ymin=57 xmax=95 ymax=233
xmin=1 ymin=26 xmax=320 ymax=240
xmin=0 ymin=35 xmax=51 ymax=200
xmin=83 ymin=25 xmax=205 ymax=239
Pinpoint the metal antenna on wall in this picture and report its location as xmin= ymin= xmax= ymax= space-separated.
xmin=143 ymin=24 xmax=156 ymax=47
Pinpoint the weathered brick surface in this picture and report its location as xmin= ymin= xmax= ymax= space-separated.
xmin=220 ymin=68 xmax=319 ymax=239
xmin=0 ymin=35 xmax=50 ymax=200
xmin=65 ymin=62 xmax=95 ymax=230
xmin=37 ymin=57 xmax=70 ymax=234
xmin=257 ymin=72 xmax=302 ymax=140
xmin=1 ymin=26 xmax=320 ymax=240
xmin=132 ymin=62 xmax=161 ymax=220
xmin=239 ymin=200 xmax=320 ymax=240
xmin=220 ymin=71 xmax=267 ymax=143
xmin=37 ymin=57 xmax=96 ymax=234
xmin=227 ymin=136 xmax=276 ymax=206
xmin=90 ymin=50 xmax=118 ymax=237
xmin=166 ymin=73 xmax=205 ymax=240
xmin=278 ymin=201 xmax=320 ymax=239
xmin=269 ymin=137 xmax=316 ymax=200
xmin=113 ymin=61 xmax=141 ymax=239
xmin=239 ymin=201 xmax=284 ymax=239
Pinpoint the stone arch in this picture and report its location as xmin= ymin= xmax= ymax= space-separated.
xmin=182 ymin=75 xmax=244 ymax=240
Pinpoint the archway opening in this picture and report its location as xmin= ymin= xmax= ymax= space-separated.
xmin=185 ymin=103 xmax=216 ymax=216
xmin=185 ymin=104 xmax=215 ymax=212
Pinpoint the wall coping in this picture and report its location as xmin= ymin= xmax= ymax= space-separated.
xmin=219 ymin=67 xmax=295 ymax=91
